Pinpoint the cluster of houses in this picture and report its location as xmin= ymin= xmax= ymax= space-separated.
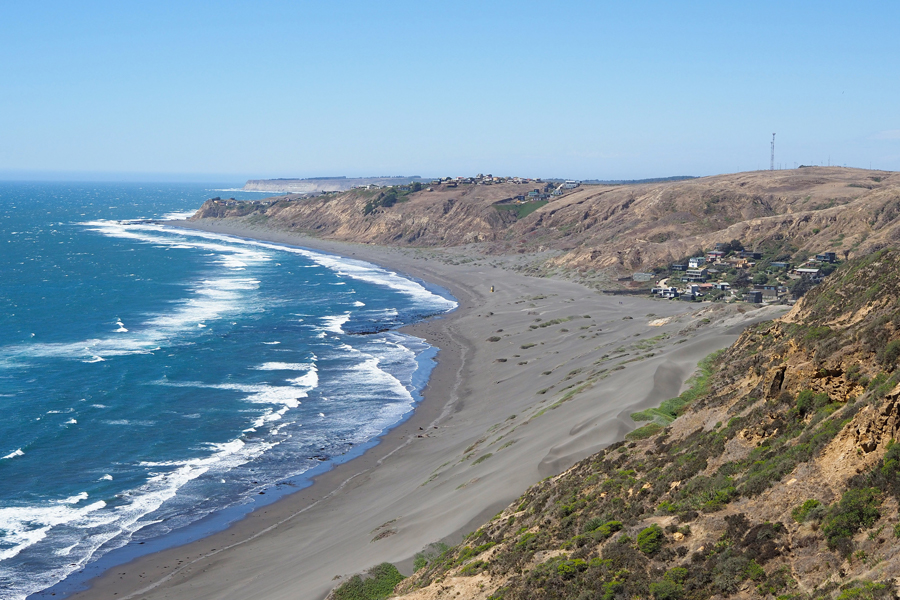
xmin=354 ymin=176 xmax=583 ymax=206
xmin=429 ymin=174 xmax=546 ymax=188
xmin=644 ymin=243 xmax=840 ymax=303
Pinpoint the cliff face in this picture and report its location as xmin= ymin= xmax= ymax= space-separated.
xmin=192 ymin=183 xmax=539 ymax=246
xmin=387 ymin=250 xmax=900 ymax=600
xmin=194 ymin=168 xmax=900 ymax=276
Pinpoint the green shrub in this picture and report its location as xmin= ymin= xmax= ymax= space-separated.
xmin=332 ymin=563 xmax=404 ymax=600
xmin=665 ymin=567 xmax=689 ymax=584
xmin=626 ymin=423 xmax=663 ymax=440
xmin=835 ymin=580 xmax=891 ymax=600
xmin=602 ymin=580 xmax=625 ymax=600
xmin=413 ymin=542 xmax=450 ymax=571
xmin=472 ymin=453 xmax=493 ymax=465
xmin=795 ymin=390 xmax=830 ymax=417
xmin=881 ymin=440 xmax=900 ymax=478
xmin=878 ymin=340 xmax=900 ymax=370
xmin=637 ymin=524 xmax=666 ymax=555
xmin=791 ymin=499 xmax=822 ymax=523
xmin=650 ymin=579 xmax=683 ymax=600
xmin=555 ymin=558 xmax=588 ymax=578
xmin=823 ymin=487 xmax=882 ymax=552
xmin=745 ymin=559 xmax=766 ymax=582
xmin=460 ymin=560 xmax=487 ymax=576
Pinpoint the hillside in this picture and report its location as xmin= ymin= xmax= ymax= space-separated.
xmin=193 ymin=168 xmax=900 ymax=278
xmin=356 ymin=249 xmax=900 ymax=600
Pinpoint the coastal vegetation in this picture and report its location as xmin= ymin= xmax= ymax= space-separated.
xmin=378 ymin=250 xmax=900 ymax=598
xmin=495 ymin=199 xmax=548 ymax=219
xmin=629 ymin=350 xmax=721 ymax=425
xmin=330 ymin=563 xmax=405 ymax=600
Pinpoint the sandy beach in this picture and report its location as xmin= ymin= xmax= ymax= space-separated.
xmin=65 ymin=221 xmax=787 ymax=600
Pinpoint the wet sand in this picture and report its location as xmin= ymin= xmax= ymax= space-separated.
xmin=66 ymin=221 xmax=787 ymax=600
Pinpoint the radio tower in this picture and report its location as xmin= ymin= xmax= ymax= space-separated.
xmin=770 ymin=133 xmax=776 ymax=170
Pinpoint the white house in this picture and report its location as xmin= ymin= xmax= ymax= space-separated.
xmin=688 ymin=257 xmax=707 ymax=269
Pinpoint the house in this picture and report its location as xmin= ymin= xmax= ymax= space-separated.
xmin=564 ymin=180 xmax=580 ymax=189
xmin=688 ymin=257 xmax=707 ymax=268
xmin=683 ymin=268 xmax=709 ymax=282
xmin=724 ymin=257 xmax=750 ymax=269
xmin=745 ymin=290 xmax=763 ymax=303
xmin=707 ymin=250 xmax=726 ymax=261
xmin=753 ymin=285 xmax=785 ymax=300
xmin=713 ymin=282 xmax=731 ymax=291
xmin=770 ymin=261 xmax=790 ymax=269
xmin=671 ymin=264 xmax=688 ymax=271
xmin=794 ymin=267 xmax=822 ymax=281
xmin=715 ymin=242 xmax=729 ymax=251
xmin=632 ymin=272 xmax=654 ymax=282
xmin=651 ymin=286 xmax=679 ymax=299
xmin=815 ymin=252 xmax=838 ymax=263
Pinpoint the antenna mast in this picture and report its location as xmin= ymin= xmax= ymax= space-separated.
xmin=770 ymin=133 xmax=776 ymax=170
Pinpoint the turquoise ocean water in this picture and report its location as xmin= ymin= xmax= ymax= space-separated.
xmin=0 ymin=182 xmax=455 ymax=599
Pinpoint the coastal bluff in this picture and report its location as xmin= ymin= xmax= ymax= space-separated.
xmin=204 ymin=167 xmax=900 ymax=281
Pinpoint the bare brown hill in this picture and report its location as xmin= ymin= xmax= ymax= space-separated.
xmin=192 ymin=168 xmax=900 ymax=276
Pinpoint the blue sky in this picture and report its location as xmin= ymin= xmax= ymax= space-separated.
xmin=2 ymin=1 xmax=899 ymax=181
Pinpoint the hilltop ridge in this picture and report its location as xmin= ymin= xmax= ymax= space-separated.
xmin=195 ymin=168 xmax=900 ymax=281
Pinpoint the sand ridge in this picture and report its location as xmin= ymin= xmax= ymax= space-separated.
xmin=66 ymin=221 xmax=787 ymax=600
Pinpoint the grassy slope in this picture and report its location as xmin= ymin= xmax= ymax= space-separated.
xmin=386 ymin=250 xmax=900 ymax=600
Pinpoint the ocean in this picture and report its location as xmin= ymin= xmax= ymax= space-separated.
xmin=0 ymin=182 xmax=456 ymax=599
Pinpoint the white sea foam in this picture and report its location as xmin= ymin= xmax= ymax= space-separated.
xmin=288 ymin=367 xmax=319 ymax=388
xmin=100 ymin=474 xmax=113 ymax=481
xmin=145 ymin=225 xmax=457 ymax=312
xmin=58 ymin=492 xmax=89 ymax=504
xmin=354 ymin=301 xmax=365 ymax=307
xmin=254 ymin=362 xmax=314 ymax=371
xmin=162 ymin=361 xmax=318 ymax=411
xmin=2 ymin=449 xmax=24 ymax=460
xmin=321 ymin=313 xmax=351 ymax=334
xmin=159 ymin=210 xmax=198 ymax=221
xmin=0 ymin=499 xmax=107 ymax=562
xmin=0 ymin=430 xmax=279 ymax=599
